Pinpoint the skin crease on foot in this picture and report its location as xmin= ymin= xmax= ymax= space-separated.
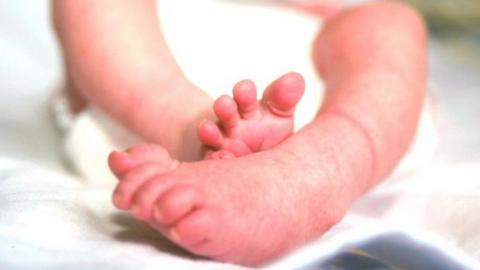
xmin=53 ymin=0 xmax=425 ymax=266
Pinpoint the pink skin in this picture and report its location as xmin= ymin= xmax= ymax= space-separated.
xmin=53 ymin=0 xmax=215 ymax=161
xmin=52 ymin=0 xmax=340 ymax=161
xmin=108 ymin=2 xmax=427 ymax=265
xmin=52 ymin=1 xmax=426 ymax=265
xmin=199 ymin=72 xmax=305 ymax=159
xmin=108 ymin=142 xmax=346 ymax=265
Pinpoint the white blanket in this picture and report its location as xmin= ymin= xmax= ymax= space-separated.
xmin=1 ymin=0 xmax=479 ymax=269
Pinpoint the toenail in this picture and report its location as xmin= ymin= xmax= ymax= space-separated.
xmin=170 ymin=228 xmax=180 ymax=242
xmin=131 ymin=204 xmax=141 ymax=216
xmin=113 ymin=193 xmax=122 ymax=207
xmin=153 ymin=207 xmax=163 ymax=221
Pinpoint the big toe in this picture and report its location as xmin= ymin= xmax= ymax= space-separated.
xmin=263 ymin=72 xmax=305 ymax=116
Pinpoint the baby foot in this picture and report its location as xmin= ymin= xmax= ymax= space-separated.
xmin=198 ymin=72 xmax=305 ymax=158
xmin=109 ymin=143 xmax=347 ymax=265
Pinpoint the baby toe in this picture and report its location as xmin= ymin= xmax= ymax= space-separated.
xmin=169 ymin=208 xmax=216 ymax=248
xmin=263 ymin=72 xmax=305 ymax=117
xmin=197 ymin=120 xmax=224 ymax=149
xmin=153 ymin=185 xmax=203 ymax=225
xmin=112 ymin=163 xmax=166 ymax=210
xmin=129 ymin=174 xmax=174 ymax=220
xmin=108 ymin=151 xmax=135 ymax=178
xmin=233 ymin=80 xmax=259 ymax=119
xmin=214 ymin=95 xmax=240 ymax=129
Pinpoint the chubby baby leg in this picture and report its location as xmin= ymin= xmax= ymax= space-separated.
xmin=109 ymin=1 xmax=426 ymax=266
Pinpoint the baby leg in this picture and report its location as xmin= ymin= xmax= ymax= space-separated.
xmin=110 ymin=1 xmax=427 ymax=266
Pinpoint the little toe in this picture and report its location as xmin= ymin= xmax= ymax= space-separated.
xmin=263 ymin=72 xmax=305 ymax=117
xmin=233 ymin=80 xmax=259 ymax=119
xmin=153 ymin=185 xmax=203 ymax=225
xmin=112 ymin=163 xmax=166 ymax=210
xmin=197 ymin=120 xmax=224 ymax=149
xmin=169 ymin=208 xmax=216 ymax=248
xmin=214 ymin=95 xmax=240 ymax=129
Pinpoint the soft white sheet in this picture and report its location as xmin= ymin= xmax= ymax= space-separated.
xmin=1 ymin=0 xmax=479 ymax=269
